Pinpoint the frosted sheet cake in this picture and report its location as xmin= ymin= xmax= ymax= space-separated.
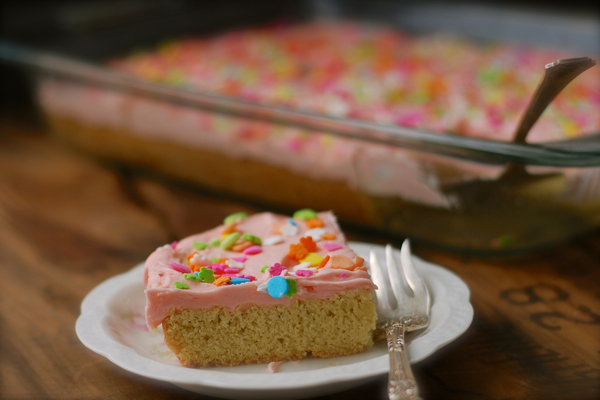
xmin=39 ymin=21 xmax=600 ymax=251
xmin=143 ymin=209 xmax=377 ymax=367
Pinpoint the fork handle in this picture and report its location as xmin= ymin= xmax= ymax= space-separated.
xmin=386 ymin=322 xmax=423 ymax=400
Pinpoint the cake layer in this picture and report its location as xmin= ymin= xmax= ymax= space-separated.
xmin=162 ymin=290 xmax=376 ymax=367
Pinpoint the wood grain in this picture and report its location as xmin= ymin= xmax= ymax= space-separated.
xmin=1 ymin=117 xmax=599 ymax=399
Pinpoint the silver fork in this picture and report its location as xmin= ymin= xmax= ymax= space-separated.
xmin=370 ymin=240 xmax=431 ymax=400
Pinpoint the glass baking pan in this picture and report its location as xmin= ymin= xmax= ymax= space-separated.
xmin=1 ymin=0 xmax=599 ymax=253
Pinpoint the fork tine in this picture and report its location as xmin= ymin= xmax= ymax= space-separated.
xmin=385 ymin=244 xmax=407 ymax=307
xmin=369 ymin=249 xmax=391 ymax=313
xmin=400 ymin=239 xmax=431 ymax=311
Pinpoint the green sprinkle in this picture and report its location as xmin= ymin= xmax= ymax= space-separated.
xmin=210 ymin=257 xmax=219 ymax=263
xmin=243 ymin=233 xmax=262 ymax=245
xmin=293 ymin=208 xmax=318 ymax=220
xmin=224 ymin=212 xmax=248 ymax=225
xmin=261 ymin=265 xmax=269 ymax=273
xmin=221 ymin=232 xmax=241 ymax=250
xmin=174 ymin=281 xmax=189 ymax=290
xmin=193 ymin=241 xmax=208 ymax=250
xmin=285 ymin=278 xmax=298 ymax=297
xmin=496 ymin=234 xmax=516 ymax=248
xmin=209 ymin=238 xmax=221 ymax=247
xmin=198 ymin=267 xmax=215 ymax=283
xmin=183 ymin=273 xmax=202 ymax=282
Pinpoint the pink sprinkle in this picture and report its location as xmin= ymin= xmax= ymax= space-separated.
xmin=243 ymin=245 xmax=262 ymax=255
xmin=231 ymin=257 xmax=247 ymax=262
xmin=269 ymin=262 xmax=286 ymax=276
xmin=323 ymin=243 xmax=343 ymax=251
xmin=223 ymin=274 xmax=256 ymax=281
xmin=168 ymin=262 xmax=191 ymax=274
xmin=339 ymin=273 xmax=349 ymax=278
xmin=170 ymin=241 xmax=178 ymax=249
xmin=224 ymin=268 xmax=240 ymax=273
xmin=295 ymin=270 xmax=313 ymax=277
xmin=267 ymin=361 xmax=283 ymax=373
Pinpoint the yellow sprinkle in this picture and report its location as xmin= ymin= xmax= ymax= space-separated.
xmin=300 ymin=252 xmax=324 ymax=267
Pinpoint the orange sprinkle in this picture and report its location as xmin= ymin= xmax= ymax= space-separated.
xmin=299 ymin=236 xmax=317 ymax=252
xmin=232 ymin=240 xmax=253 ymax=252
xmin=217 ymin=258 xmax=228 ymax=264
xmin=288 ymin=243 xmax=309 ymax=261
xmin=213 ymin=276 xmax=231 ymax=286
xmin=305 ymin=218 xmax=324 ymax=229
xmin=318 ymin=255 xmax=330 ymax=269
xmin=353 ymin=256 xmax=364 ymax=267
xmin=221 ymin=222 xmax=238 ymax=234
xmin=321 ymin=233 xmax=336 ymax=240
xmin=186 ymin=252 xmax=197 ymax=262
xmin=353 ymin=266 xmax=368 ymax=272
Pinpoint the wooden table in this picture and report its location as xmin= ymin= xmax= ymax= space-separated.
xmin=1 ymin=115 xmax=599 ymax=400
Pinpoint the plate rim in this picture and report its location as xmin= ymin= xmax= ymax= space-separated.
xmin=75 ymin=241 xmax=473 ymax=393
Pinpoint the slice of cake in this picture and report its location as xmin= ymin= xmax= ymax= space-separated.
xmin=143 ymin=209 xmax=377 ymax=367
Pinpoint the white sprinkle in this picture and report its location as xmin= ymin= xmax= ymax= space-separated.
xmin=190 ymin=253 xmax=208 ymax=266
xmin=225 ymin=259 xmax=244 ymax=269
xmin=281 ymin=223 xmax=298 ymax=236
xmin=293 ymin=262 xmax=312 ymax=271
xmin=257 ymin=282 xmax=268 ymax=293
xmin=279 ymin=270 xmax=288 ymax=277
xmin=305 ymin=228 xmax=327 ymax=241
xmin=263 ymin=235 xmax=284 ymax=245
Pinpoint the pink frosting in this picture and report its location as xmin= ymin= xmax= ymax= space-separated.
xmin=143 ymin=211 xmax=376 ymax=329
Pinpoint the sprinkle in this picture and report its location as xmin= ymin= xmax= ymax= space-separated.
xmin=354 ymin=256 xmax=365 ymax=267
xmin=295 ymin=270 xmax=313 ymax=277
xmin=213 ymin=276 xmax=231 ymax=286
xmin=231 ymin=256 xmax=247 ymax=262
xmin=321 ymin=233 xmax=336 ymax=240
xmin=339 ymin=273 xmax=349 ymax=278
xmin=287 ymin=218 xmax=297 ymax=227
xmin=268 ymin=262 xmax=286 ymax=276
xmin=323 ymin=243 xmax=343 ymax=251
xmin=221 ymin=222 xmax=238 ymax=234
xmin=223 ymin=273 xmax=256 ymax=281
xmin=243 ymin=233 xmax=262 ymax=245
xmin=330 ymin=255 xmax=355 ymax=270
xmin=232 ymin=240 xmax=254 ymax=252
xmin=193 ymin=241 xmax=208 ymax=250
xmin=299 ymin=252 xmax=324 ymax=267
xmin=173 ymin=281 xmax=189 ymax=289
xmin=225 ymin=259 xmax=244 ymax=269
xmin=230 ymin=277 xmax=251 ymax=284
xmin=285 ymin=278 xmax=298 ymax=297
xmin=190 ymin=253 xmax=208 ymax=266
xmin=243 ymin=245 xmax=262 ymax=255
xmin=224 ymin=268 xmax=240 ymax=273
xmin=305 ymin=228 xmax=326 ymax=241
xmin=221 ymin=232 xmax=241 ymax=250
xmin=293 ymin=262 xmax=312 ymax=271
xmin=170 ymin=241 xmax=178 ymax=249
xmin=280 ymin=222 xmax=298 ymax=236
xmin=305 ymin=218 xmax=324 ymax=228
xmin=293 ymin=208 xmax=318 ymax=220
xmin=257 ymin=282 xmax=268 ymax=293
xmin=224 ymin=212 xmax=248 ymax=225
xmin=263 ymin=235 xmax=284 ymax=245
xmin=299 ymin=236 xmax=317 ymax=252
xmin=198 ymin=267 xmax=215 ymax=283
xmin=183 ymin=273 xmax=202 ymax=282
xmin=267 ymin=361 xmax=283 ymax=373
xmin=168 ymin=262 xmax=192 ymax=274
xmin=261 ymin=265 xmax=269 ymax=273
xmin=288 ymin=243 xmax=308 ymax=260
xmin=318 ymin=255 xmax=330 ymax=269
xmin=266 ymin=276 xmax=289 ymax=298
xmin=209 ymin=238 xmax=221 ymax=247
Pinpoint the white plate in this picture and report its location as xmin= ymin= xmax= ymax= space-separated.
xmin=76 ymin=242 xmax=473 ymax=399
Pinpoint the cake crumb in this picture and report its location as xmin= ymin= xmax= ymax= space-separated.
xmin=267 ymin=361 xmax=284 ymax=373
